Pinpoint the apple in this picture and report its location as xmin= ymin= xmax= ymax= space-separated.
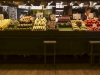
xmin=84 ymin=20 xmax=87 ymax=22
xmin=67 ymin=22 xmax=71 ymax=25
xmin=92 ymin=20 xmax=95 ymax=23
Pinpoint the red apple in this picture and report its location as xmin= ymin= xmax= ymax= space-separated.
xmin=92 ymin=19 xmax=96 ymax=23
xmin=88 ymin=20 xmax=92 ymax=23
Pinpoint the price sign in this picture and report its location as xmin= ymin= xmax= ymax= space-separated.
xmin=36 ymin=13 xmax=43 ymax=19
xmin=50 ymin=14 xmax=56 ymax=21
xmin=73 ymin=14 xmax=81 ymax=20
xmin=0 ymin=14 xmax=4 ymax=20
xmin=89 ymin=13 xmax=94 ymax=19
xmin=93 ymin=24 xmax=97 ymax=27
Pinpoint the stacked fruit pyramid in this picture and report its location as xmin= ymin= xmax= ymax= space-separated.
xmin=47 ymin=14 xmax=58 ymax=30
xmin=17 ymin=16 xmax=34 ymax=30
xmin=84 ymin=19 xmax=100 ymax=31
xmin=4 ymin=20 xmax=19 ymax=31
xmin=5 ymin=16 xmax=34 ymax=31
xmin=71 ymin=20 xmax=87 ymax=31
xmin=0 ymin=19 xmax=11 ymax=30
xmin=19 ymin=16 xmax=34 ymax=23
xmin=33 ymin=17 xmax=47 ymax=31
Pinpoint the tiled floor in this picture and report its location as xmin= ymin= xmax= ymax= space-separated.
xmin=0 ymin=64 xmax=100 ymax=75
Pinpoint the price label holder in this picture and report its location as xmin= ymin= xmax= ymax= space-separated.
xmin=93 ymin=24 xmax=97 ymax=27
xmin=50 ymin=14 xmax=56 ymax=21
xmin=0 ymin=14 xmax=4 ymax=20
xmin=89 ymin=13 xmax=94 ymax=19
xmin=36 ymin=13 xmax=43 ymax=19
xmin=73 ymin=13 xmax=81 ymax=20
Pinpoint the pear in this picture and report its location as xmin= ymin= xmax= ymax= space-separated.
xmin=34 ymin=21 xmax=37 ymax=25
xmin=39 ymin=26 xmax=42 ymax=30
xmin=34 ymin=26 xmax=36 ymax=29
xmin=44 ymin=24 xmax=46 ymax=26
xmin=38 ymin=26 xmax=40 ymax=29
xmin=42 ymin=21 xmax=45 ymax=25
xmin=33 ymin=27 xmax=35 ymax=30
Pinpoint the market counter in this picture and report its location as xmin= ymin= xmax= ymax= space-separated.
xmin=0 ymin=31 xmax=100 ymax=55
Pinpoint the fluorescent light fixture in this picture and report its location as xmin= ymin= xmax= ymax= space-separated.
xmin=56 ymin=4 xmax=64 ymax=8
xmin=18 ymin=6 xmax=42 ymax=9
xmin=48 ymin=1 xmax=53 ymax=5
xmin=93 ymin=2 xmax=97 ymax=6
xmin=56 ymin=15 xmax=62 ymax=16
xmin=56 ymin=18 xmax=58 ymax=22
xmin=18 ymin=6 xmax=30 ymax=9
xmin=70 ymin=2 xmax=73 ymax=6
xmin=1 ymin=6 xmax=9 ymax=7
xmin=46 ymin=6 xmax=53 ymax=9
xmin=72 ymin=6 xmax=79 ymax=9
xmin=79 ymin=3 xmax=84 ymax=7
xmin=56 ymin=10 xmax=64 ymax=11
xmin=31 ymin=6 xmax=42 ymax=9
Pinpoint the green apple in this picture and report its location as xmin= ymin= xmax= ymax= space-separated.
xmin=61 ymin=23 xmax=64 ymax=25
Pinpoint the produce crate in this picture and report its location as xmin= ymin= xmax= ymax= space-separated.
xmin=59 ymin=28 xmax=73 ymax=31
xmin=46 ymin=29 xmax=59 ymax=31
xmin=59 ymin=24 xmax=72 ymax=28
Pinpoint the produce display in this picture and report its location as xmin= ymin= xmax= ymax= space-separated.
xmin=1 ymin=15 xmax=100 ymax=32
xmin=71 ymin=20 xmax=87 ymax=31
xmin=5 ymin=20 xmax=19 ymax=31
xmin=58 ymin=17 xmax=70 ymax=21
xmin=11 ymin=16 xmax=34 ymax=31
xmin=58 ymin=22 xmax=71 ymax=27
xmin=49 ymin=14 xmax=56 ymax=21
xmin=16 ymin=23 xmax=33 ymax=31
xmin=47 ymin=21 xmax=58 ymax=30
xmin=5 ymin=20 xmax=33 ymax=31
xmin=47 ymin=14 xmax=58 ymax=30
xmin=33 ymin=17 xmax=47 ymax=31
xmin=17 ymin=21 xmax=33 ymax=28
xmin=9 ymin=20 xmax=19 ymax=27
xmin=87 ymin=26 xmax=100 ymax=31
xmin=58 ymin=17 xmax=71 ymax=28
xmin=84 ymin=19 xmax=100 ymax=31
xmin=84 ymin=19 xmax=100 ymax=26
xmin=0 ymin=19 xmax=11 ymax=30
xmin=19 ymin=16 xmax=34 ymax=23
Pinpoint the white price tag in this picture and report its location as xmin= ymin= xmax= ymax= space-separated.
xmin=89 ymin=13 xmax=94 ymax=19
xmin=0 ymin=14 xmax=4 ymax=20
xmin=73 ymin=14 xmax=81 ymax=19
xmin=93 ymin=24 xmax=97 ymax=27
xmin=36 ymin=13 xmax=43 ymax=19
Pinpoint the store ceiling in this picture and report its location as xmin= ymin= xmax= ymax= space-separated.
xmin=0 ymin=0 xmax=99 ymax=1
xmin=0 ymin=0 xmax=24 ymax=1
xmin=34 ymin=0 xmax=99 ymax=1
